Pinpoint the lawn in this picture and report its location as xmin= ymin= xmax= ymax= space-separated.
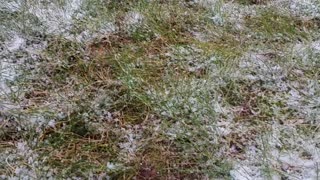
xmin=0 ymin=0 xmax=320 ymax=179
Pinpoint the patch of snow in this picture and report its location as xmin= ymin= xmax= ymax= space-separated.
xmin=124 ymin=11 xmax=144 ymax=27
xmin=230 ymin=163 xmax=265 ymax=180
xmin=7 ymin=35 xmax=25 ymax=52
xmin=28 ymin=0 xmax=83 ymax=35
xmin=0 ymin=35 xmax=25 ymax=110
xmin=1 ymin=1 xmax=22 ymax=12
xmin=47 ymin=120 xmax=56 ymax=128
xmin=118 ymin=126 xmax=143 ymax=163
xmin=274 ymin=0 xmax=320 ymax=18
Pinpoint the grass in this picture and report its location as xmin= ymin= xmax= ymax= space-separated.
xmin=244 ymin=9 xmax=316 ymax=43
xmin=13 ymin=1 xmax=234 ymax=178
xmin=1 ymin=0 xmax=320 ymax=179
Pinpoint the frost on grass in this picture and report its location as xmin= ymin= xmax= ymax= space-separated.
xmin=228 ymin=35 xmax=320 ymax=179
xmin=1 ymin=140 xmax=55 ymax=179
xmin=2 ymin=0 xmax=320 ymax=179
xmin=231 ymin=122 xmax=320 ymax=179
